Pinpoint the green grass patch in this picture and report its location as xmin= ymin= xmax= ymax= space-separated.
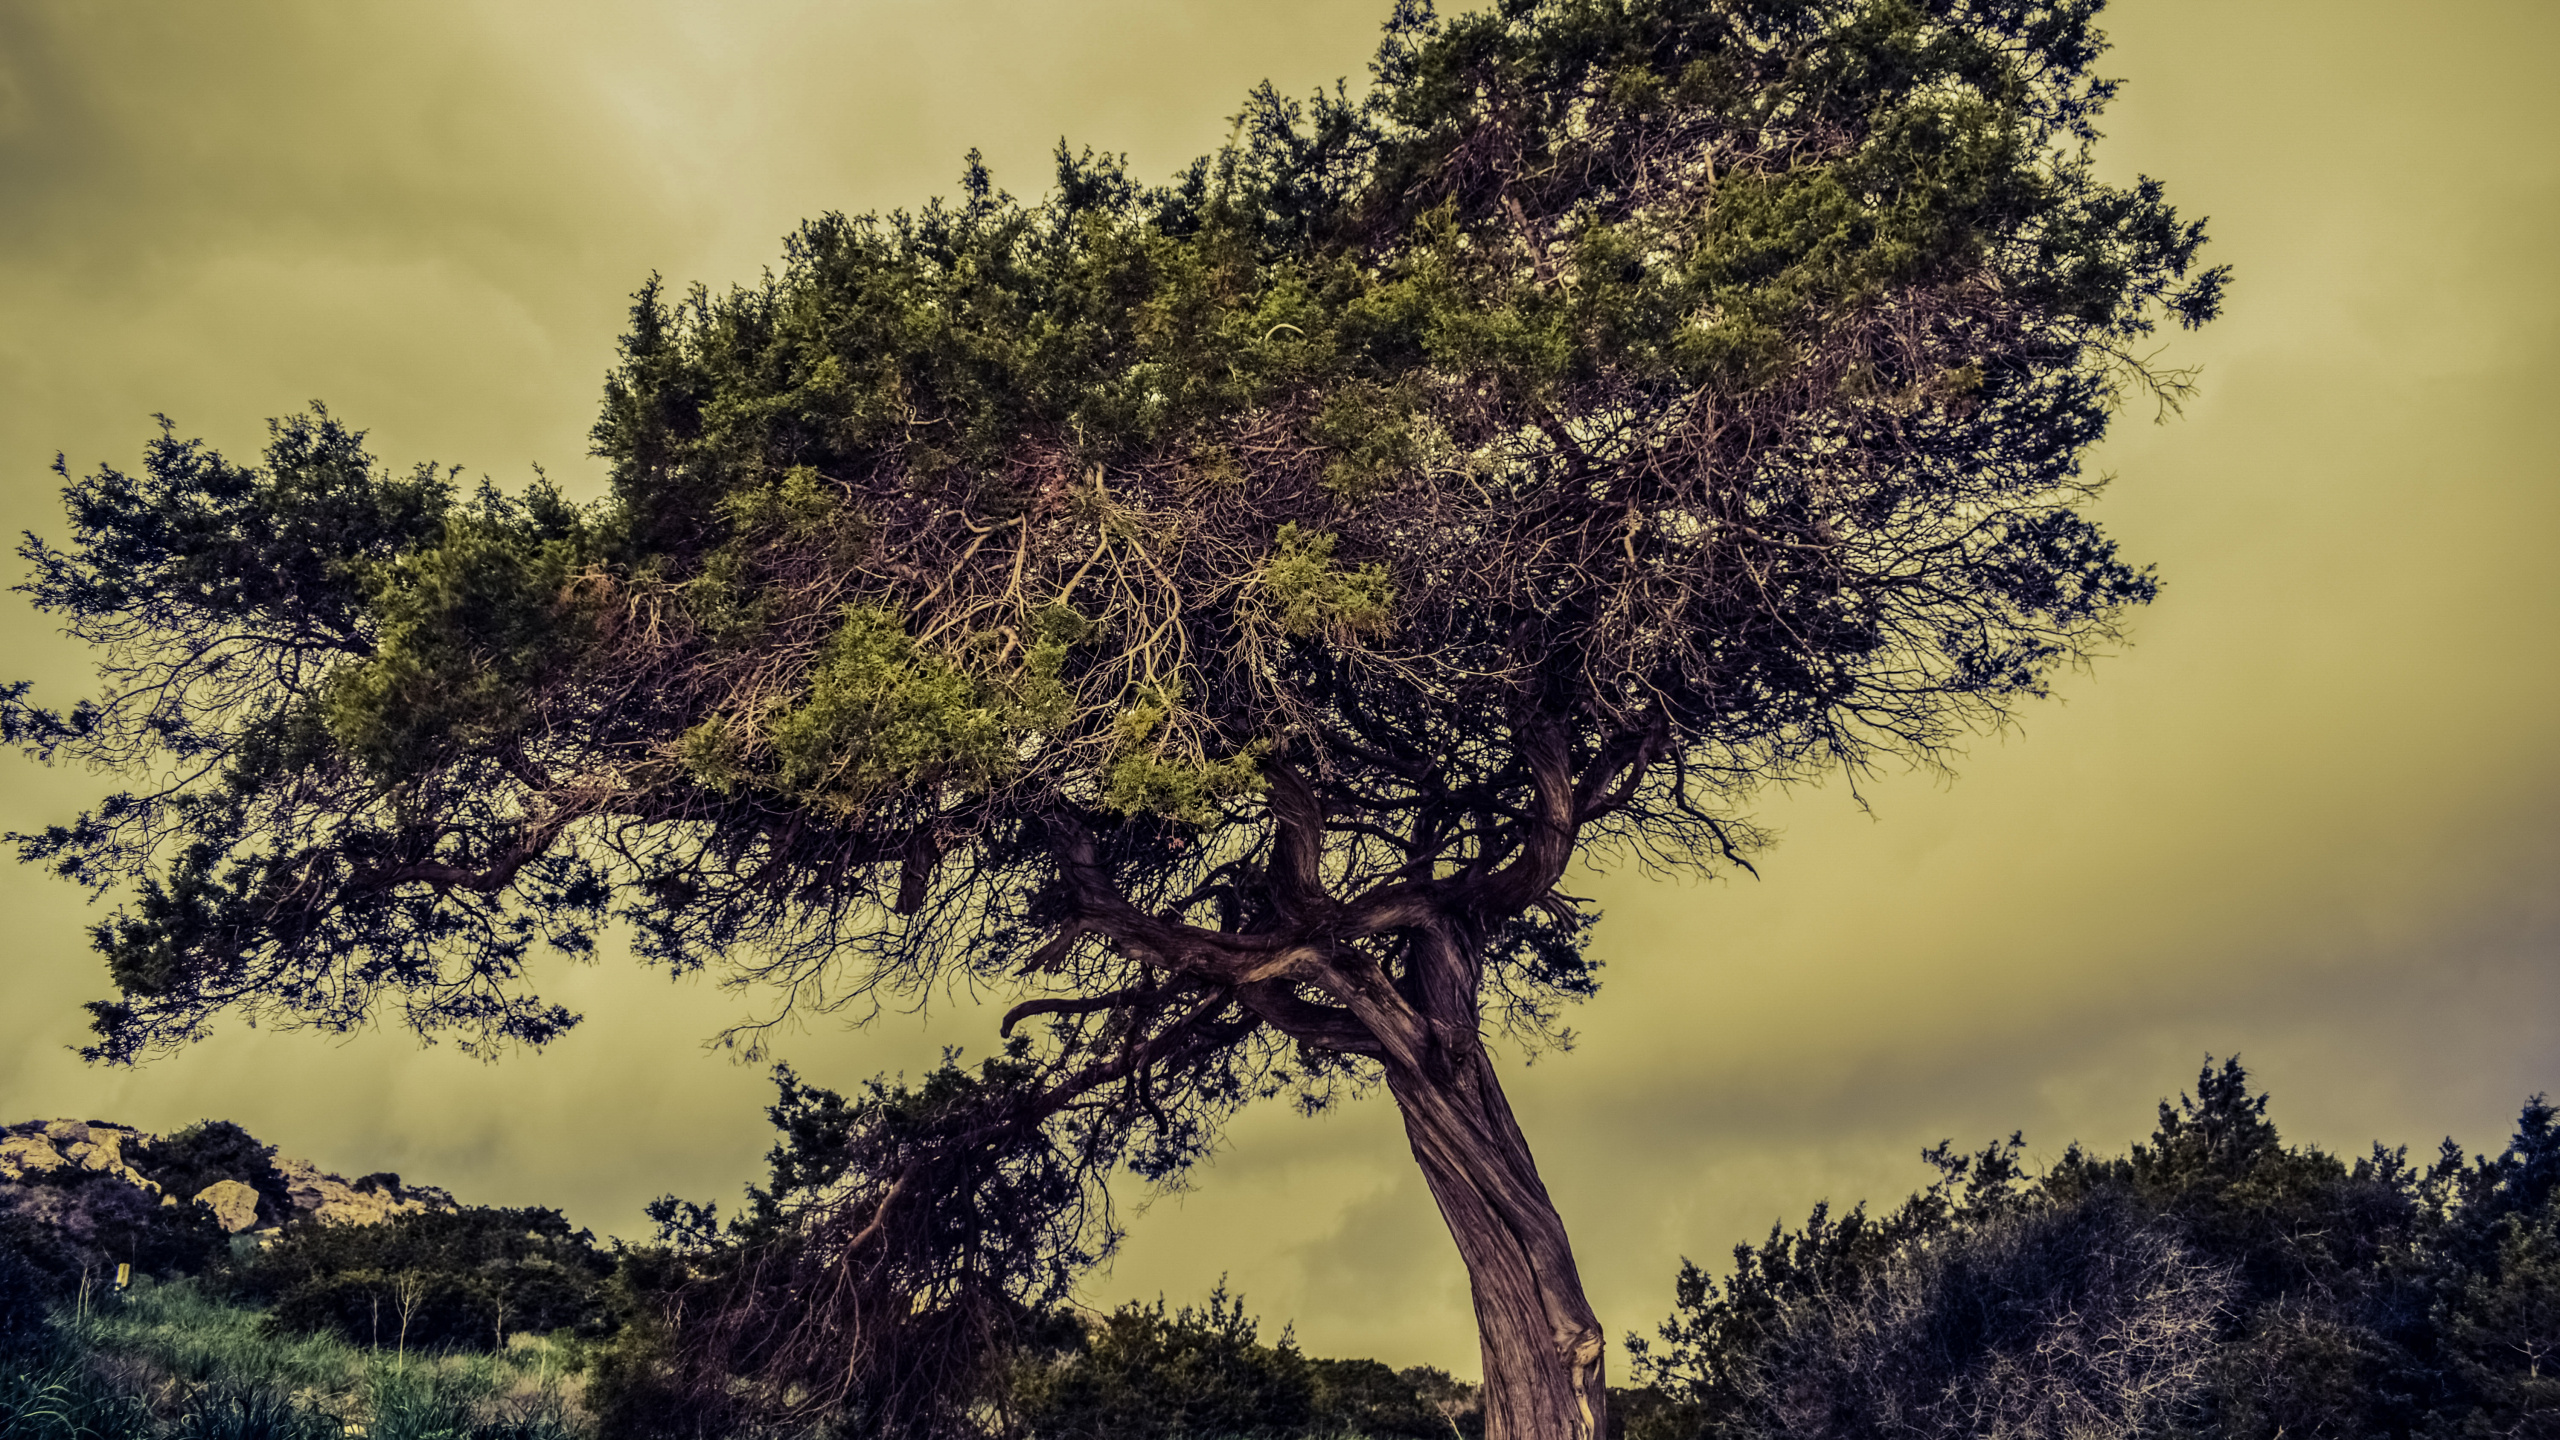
xmin=16 ymin=1278 xmax=587 ymax=1440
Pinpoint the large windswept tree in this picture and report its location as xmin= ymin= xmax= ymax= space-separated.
xmin=7 ymin=1 xmax=2220 ymax=1436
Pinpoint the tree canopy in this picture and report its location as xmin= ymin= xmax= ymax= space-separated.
xmin=7 ymin=1 xmax=2221 ymax=1435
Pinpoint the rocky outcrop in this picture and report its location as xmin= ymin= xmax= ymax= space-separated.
xmin=274 ymin=1155 xmax=454 ymax=1227
xmin=0 ymin=1122 xmax=165 ymax=1197
xmin=0 ymin=1132 xmax=74 ymax=1181
xmin=0 ymin=1117 xmax=457 ymax=1254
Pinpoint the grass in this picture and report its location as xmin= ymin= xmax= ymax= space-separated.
xmin=6 ymin=1282 xmax=1402 ymax=1440
xmin=4 ymin=1279 xmax=587 ymax=1440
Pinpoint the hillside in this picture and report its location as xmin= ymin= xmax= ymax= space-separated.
xmin=1 ymin=1117 xmax=455 ymax=1275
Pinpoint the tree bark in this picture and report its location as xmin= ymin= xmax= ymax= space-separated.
xmin=1385 ymin=1043 xmax=1608 ymax=1440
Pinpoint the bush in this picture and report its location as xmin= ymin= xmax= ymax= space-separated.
xmin=0 ymin=1167 xmax=227 ymax=1285
xmin=228 ymin=1207 xmax=615 ymax=1352
xmin=1008 ymin=1285 xmax=1314 ymax=1440
xmin=0 ymin=1220 xmax=61 ymax=1358
xmin=138 ymin=1122 xmax=291 ymax=1221
xmin=1729 ymin=1197 xmax=2229 ymax=1439
xmin=584 ymin=1312 xmax=732 ymax=1440
xmin=1630 ymin=1063 xmax=2560 ymax=1440
xmin=1307 ymin=1357 xmax=1473 ymax=1439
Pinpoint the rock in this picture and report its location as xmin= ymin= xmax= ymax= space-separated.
xmin=62 ymin=1126 xmax=160 ymax=1194
xmin=273 ymin=1154 xmax=453 ymax=1226
xmin=0 ymin=1134 xmax=67 ymax=1180
xmin=6 ymin=1115 xmax=462 ymax=1259
xmin=194 ymin=1179 xmax=263 ymax=1233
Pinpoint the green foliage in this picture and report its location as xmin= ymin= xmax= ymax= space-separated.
xmin=138 ymin=1122 xmax=289 ymax=1219
xmin=990 ymin=1283 xmax=1480 ymax=1440
xmin=1258 ymin=526 xmax=1393 ymax=641
xmin=1007 ymin=1285 xmax=1314 ymax=1440
xmin=715 ymin=465 xmax=846 ymax=540
xmin=73 ymin=1277 xmax=390 ymax=1394
xmin=1309 ymin=383 xmax=1424 ymax=502
xmin=0 ymin=1340 xmax=151 ymax=1440
xmin=1102 ymin=686 xmax=1268 ymax=825
xmin=579 ymin=1308 xmax=717 ymax=1440
xmin=227 ymin=1208 xmax=616 ymax=1352
xmin=2437 ymin=1198 xmax=2560 ymax=1429
xmin=681 ymin=601 xmax=1104 ymax=812
xmin=1306 ymin=1358 xmax=1477 ymax=1439
xmin=762 ymin=607 xmax=1015 ymax=808
xmin=1629 ymin=1062 xmax=2560 ymax=1440
xmin=322 ymin=484 xmax=595 ymax=777
xmin=157 ymin=1384 xmax=331 ymax=1440
xmin=31 ymin=1278 xmax=590 ymax=1440
xmin=1013 ymin=604 xmax=1096 ymax=726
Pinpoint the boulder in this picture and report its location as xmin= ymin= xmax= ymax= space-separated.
xmin=61 ymin=1126 xmax=160 ymax=1194
xmin=193 ymin=1179 xmax=263 ymax=1234
xmin=0 ymin=1133 xmax=66 ymax=1180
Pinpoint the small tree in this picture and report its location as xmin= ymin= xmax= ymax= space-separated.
xmin=6 ymin=2 xmax=2220 ymax=1435
xmin=394 ymin=1268 xmax=425 ymax=1371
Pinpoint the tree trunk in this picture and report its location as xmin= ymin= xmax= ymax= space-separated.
xmin=1386 ymin=1043 xmax=1608 ymax=1440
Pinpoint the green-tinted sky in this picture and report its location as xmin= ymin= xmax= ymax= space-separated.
xmin=2 ymin=0 xmax=2554 ymax=1376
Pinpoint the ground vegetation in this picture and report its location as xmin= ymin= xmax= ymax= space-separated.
xmin=11 ymin=1065 xmax=2560 ymax=1437
xmin=1626 ymin=1060 xmax=2560 ymax=1440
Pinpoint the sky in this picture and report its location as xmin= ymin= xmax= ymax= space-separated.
xmin=2 ymin=0 xmax=2555 ymax=1379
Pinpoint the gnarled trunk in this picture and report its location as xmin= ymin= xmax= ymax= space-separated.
xmin=1386 ymin=1044 xmax=1607 ymax=1440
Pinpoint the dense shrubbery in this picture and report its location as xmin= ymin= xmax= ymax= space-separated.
xmin=0 ymin=1219 xmax=57 ymax=1359
xmin=1624 ymin=1059 xmax=2560 ymax=1440
xmin=223 ymin=1206 xmax=618 ymax=1352
xmin=1002 ymin=1284 xmax=1471 ymax=1440
xmin=0 ymin=1168 xmax=228 ymax=1295
xmin=590 ymin=1064 xmax=1498 ymax=1440
xmin=133 ymin=1122 xmax=292 ymax=1220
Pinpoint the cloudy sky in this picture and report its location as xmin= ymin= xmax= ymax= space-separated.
xmin=2 ymin=0 xmax=2554 ymax=1376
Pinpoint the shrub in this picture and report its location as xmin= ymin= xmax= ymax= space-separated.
xmin=1306 ymin=1357 xmax=1472 ymax=1439
xmin=229 ymin=1207 xmax=615 ymax=1352
xmin=1007 ymin=1285 xmax=1313 ymax=1440
xmin=0 ymin=1220 xmax=62 ymax=1358
xmin=1726 ymin=1197 xmax=2230 ymax=1439
xmin=0 ymin=1166 xmax=228 ymax=1284
xmin=1629 ymin=1063 xmax=2560 ymax=1440
xmin=138 ymin=1122 xmax=291 ymax=1221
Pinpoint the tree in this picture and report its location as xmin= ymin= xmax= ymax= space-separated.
xmin=4 ymin=1 xmax=2222 ymax=1435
